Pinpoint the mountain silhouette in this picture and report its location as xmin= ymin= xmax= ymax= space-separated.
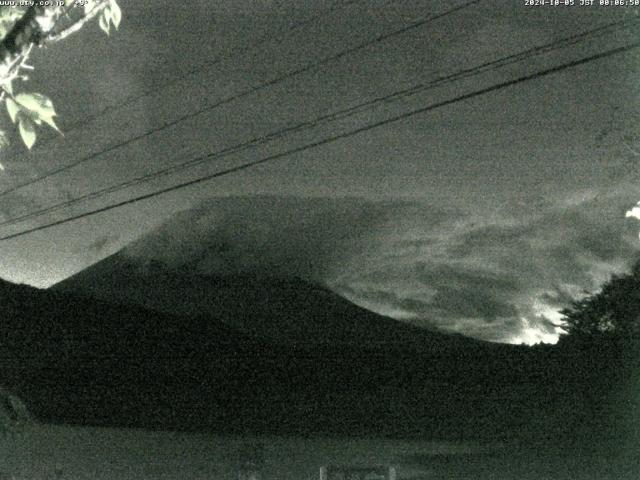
xmin=54 ymin=251 xmax=489 ymax=352
xmin=0 ymin=275 xmax=570 ymax=440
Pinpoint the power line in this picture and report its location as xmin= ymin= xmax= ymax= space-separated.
xmin=0 ymin=0 xmax=481 ymax=199
xmin=0 ymin=19 xmax=634 ymax=229
xmin=48 ymin=0 xmax=364 ymax=136
xmin=1 ymin=40 xmax=636 ymax=242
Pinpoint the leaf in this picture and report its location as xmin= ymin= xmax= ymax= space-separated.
xmin=99 ymin=10 xmax=110 ymax=35
xmin=84 ymin=0 xmax=96 ymax=16
xmin=41 ymin=115 xmax=61 ymax=134
xmin=15 ymin=92 xmax=54 ymax=115
xmin=110 ymin=0 xmax=121 ymax=29
xmin=5 ymin=97 xmax=19 ymax=123
xmin=17 ymin=115 xmax=36 ymax=149
xmin=0 ymin=7 xmax=24 ymax=25
xmin=14 ymin=93 xmax=60 ymax=133
xmin=3 ymin=79 xmax=13 ymax=96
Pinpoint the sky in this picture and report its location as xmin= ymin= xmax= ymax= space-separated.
xmin=0 ymin=0 xmax=639 ymax=343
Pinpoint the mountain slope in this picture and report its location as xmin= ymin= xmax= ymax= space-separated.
xmin=54 ymin=252 xmax=488 ymax=352
xmin=0 ymin=278 xmax=272 ymax=429
xmin=0 ymin=277 xmax=576 ymax=441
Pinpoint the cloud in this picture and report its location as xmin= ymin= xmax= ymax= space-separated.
xmin=85 ymin=235 xmax=119 ymax=255
xmin=122 ymin=196 xmax=459 ymax=281
xmin=626 ymin=202 xmax=640 ymax=220
xmin=430 ymin=286 xmax=519 ymax=321
xmin=119 ymin=192 xmax=639 ymax=344
xmin=326 ymin=192 xmax=640 ymax=343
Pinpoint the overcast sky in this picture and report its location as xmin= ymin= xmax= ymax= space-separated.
xmin=0 ymin=0 xmax=639 ymax=343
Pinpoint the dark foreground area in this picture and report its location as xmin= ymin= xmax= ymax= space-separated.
xmin=0 ymin=423 xmax=637 ymax=480
xmin=0 ymin=276 xmax=638 ymax=478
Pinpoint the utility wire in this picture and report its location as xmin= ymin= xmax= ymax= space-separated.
xmin=0 ymin=0 xmax=481 ymax=199
xmin=1 ymin=40 xmax=636 ymax=242
xmin=41 ymin=0 xmax=365 ymax=138
xmin=0 ymin=18 xmax=635 ymax=229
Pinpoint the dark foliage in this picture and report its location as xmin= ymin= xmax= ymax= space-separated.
xmin=560 ymin=260 xmax=640 ymax=343
xmin=553 ymin=261 xmax=640 ymax=458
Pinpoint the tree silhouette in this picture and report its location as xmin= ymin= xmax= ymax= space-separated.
xmin=560 ymin=260 xmax=640 ymax=343
xmin=552 ymin=262 xmax=640 ymax=450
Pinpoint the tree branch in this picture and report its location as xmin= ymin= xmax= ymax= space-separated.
xmin=0 ymin=6 xmax=42 ymax=64
xmin=0 ymin=2 xmax=110 ymax=84
xmin=43 ymin=1 xmax=110 ymax=45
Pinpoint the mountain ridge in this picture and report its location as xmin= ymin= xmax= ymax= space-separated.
xmin=0 ymin=273 xmax=522 ymax=438
xmin=53 ymin=251 xmax=493 ymax=351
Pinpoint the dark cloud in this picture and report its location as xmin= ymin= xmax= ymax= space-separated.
xmin=116 ymin=191 xmax=640 ymax=344
xmin=430 ymin=286 xmax=518 ymax=322
xmin=86 ymin=235 xmax=119 ymax=255
xmin=123 ymin=196 xmax=457 ymax=281
xmin=415 ymin=263 xmax=523 ymax=294
xmin=539 ymin=285 xmax=585 ymax=309
xmin=324 ymin=192 xmax=640 ymax=343
xmin=447 ymin=223 xmax=533 ymax=258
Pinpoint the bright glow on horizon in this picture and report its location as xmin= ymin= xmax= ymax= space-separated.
xmin=511 ymin=317 xmax=561 ymax=346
